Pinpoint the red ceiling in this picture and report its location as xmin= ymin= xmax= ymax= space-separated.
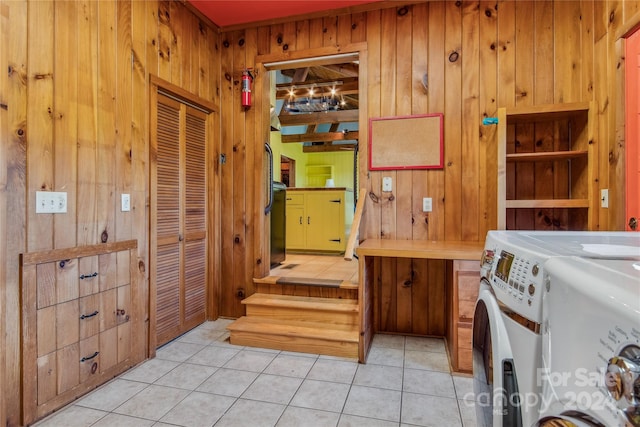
xmin=189 ymin=0 xmax=382 ymax=28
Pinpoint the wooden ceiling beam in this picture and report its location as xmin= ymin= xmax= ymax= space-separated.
xmin=278 ymin=109 xmax=359 ymax=126
xmin=303 ymin=142 xmax=357 ymax=153
xmin=282 ymin=131 xmax=359 ymax=143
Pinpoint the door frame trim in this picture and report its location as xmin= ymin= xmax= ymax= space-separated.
xmin=255 ymin=42 xmax=368 ymax=278
xmin=614 ymin=14 xmax=640 ymax=230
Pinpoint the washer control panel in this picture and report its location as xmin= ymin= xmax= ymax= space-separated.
xmin=482 ymin=247 xmax=544 ymax=324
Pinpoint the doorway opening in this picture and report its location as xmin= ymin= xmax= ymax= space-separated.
xmin=262 ymin=51 xmax=362 ymax=280
xmin=280 ymin=155 xmax=295 ymax=188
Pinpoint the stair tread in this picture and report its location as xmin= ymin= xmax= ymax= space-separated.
xmin=242 ymin=293 xmax=359 ymax=312
xmin=253 ymin=276 xmax=358 ymax=289
xmin=227 ymin=316 xmax=359 ymax=342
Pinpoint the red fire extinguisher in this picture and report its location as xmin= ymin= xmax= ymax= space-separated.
xmin=241 ymin=69 xmax=253 ymax=108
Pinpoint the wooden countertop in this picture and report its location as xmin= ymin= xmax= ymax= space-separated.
xmin=287 ymin=187 xmax=352 ymax=192
xmin=356 ymin=239 xmax=484 ymax=261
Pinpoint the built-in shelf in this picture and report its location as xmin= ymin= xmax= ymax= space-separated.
xmin=306 ymin=165 xmax=334 ymax=187
xmin=503 ymin=101 xmax=591 ymax=123
xmin=497 ymin=101 xmax=597 ymax=230
xmin=506 ymin=150 xmax=588 ymax=162
xmin=505 ymin=199 xmax=590 ymax=209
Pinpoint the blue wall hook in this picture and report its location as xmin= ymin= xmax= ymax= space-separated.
xmin=482 ymin=117 xmax=499 ymax=125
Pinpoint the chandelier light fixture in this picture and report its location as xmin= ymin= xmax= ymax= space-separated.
xmin=283 ymin=81 xmax=345 ymax=113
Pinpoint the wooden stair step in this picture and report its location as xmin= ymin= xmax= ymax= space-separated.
xmin=253 ymin=275 xmax=358 ymax=290
xmin=227 ymin=316 xmax=359 ymax=359
xmin=242 ymin=293 xmax=358 ymax=311
xmin=242 ymin=293 xmax=358 ymax=325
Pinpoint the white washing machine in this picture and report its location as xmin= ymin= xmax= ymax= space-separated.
xmin=536 ymin=256 xmax=640 ymax=427
xmin=473 ymin=231 xmax=640 ymax=427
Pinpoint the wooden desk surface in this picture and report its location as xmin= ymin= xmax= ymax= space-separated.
xmin=356 ymin=239 xmax=484 ymax=261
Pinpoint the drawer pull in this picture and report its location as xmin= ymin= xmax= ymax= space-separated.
xmin=80 ymin=351 xmax=99 ymax=362
xmin=329 ymin=199 xmax=342 ymax=204
xmin=329 ymin=238 xmax=341 ymax=243
xmin=80 ymin=272 xmax=98 ymax=280
xmin=80 ymin=310 xmax=99 ymax=320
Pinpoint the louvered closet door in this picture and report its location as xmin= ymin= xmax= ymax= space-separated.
xmin=155 ymin=94 xmax=207 ymax=347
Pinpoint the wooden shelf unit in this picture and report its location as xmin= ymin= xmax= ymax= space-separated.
xmin=305 ymin=165 xmax=334 ymax=187
xmin=497 ymin=101 xmax=597 ymax=231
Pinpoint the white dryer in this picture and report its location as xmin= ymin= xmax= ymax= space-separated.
xmin=473 ymin=231 xmax=640 ymax=427
xmin=536 ymin=256 xmax=640 ymax=427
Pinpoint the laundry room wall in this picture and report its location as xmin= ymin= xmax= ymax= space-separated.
xmin=1 ymin=1 xmax=639 ymax=425
xmin=0 ymin=1 xmax=221 ymax=425
xmin=216 ymin=0 xmax=640 ymax=320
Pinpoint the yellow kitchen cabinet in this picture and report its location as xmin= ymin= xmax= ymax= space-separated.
xmin=285 ymin=193 xmax=306 ymax=249
xmin=286 ymin=189 xmax=354 ymax=252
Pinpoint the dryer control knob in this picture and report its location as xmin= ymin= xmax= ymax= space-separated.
xmin=606 ymin=345 xmax=640 ymax=426
xmin=528 ymin=284 xmax=535 ymax=296
xmin=531 ymin=264 xmax=539 ymax=276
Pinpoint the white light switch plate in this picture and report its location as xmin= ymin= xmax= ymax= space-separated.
xmin=36 ymin=191 xmax=67 ymax=214
xmin=422 ymin=197 xmax=432 ymax=212
xmin=121 ymin=194 xmax=131 ymax=212
xmin=382 ymin=177 xmax=392 ymax=192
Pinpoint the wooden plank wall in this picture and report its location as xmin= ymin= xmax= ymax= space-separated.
xmin=0 ymin=1 xmax=220 ymax=425
xmin=216 ymin=0 xmax=640 ymax=321
xmin=1 ymin=0 xmax=639 ymax=425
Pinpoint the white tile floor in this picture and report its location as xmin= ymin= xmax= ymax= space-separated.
xmin=34 ymin=319 xmax=478 ymax=427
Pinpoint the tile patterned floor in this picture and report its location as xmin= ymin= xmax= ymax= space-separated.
xmin=34 ymin=320 xmax=479 ymax=427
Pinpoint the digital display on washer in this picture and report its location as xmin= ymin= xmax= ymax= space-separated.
xmin=495 ymin=250 xmax=514 ymax=282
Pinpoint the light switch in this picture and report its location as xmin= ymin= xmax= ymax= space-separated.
xmin=121 ymin=194 xmax=131 ymax=212
xmin=382 ymin=177 xmax=392 ymax=192
xmin=36 ymin=191 xmax=67 ymax=214
xmin=422 ymin=197 xmax=432 ymax=212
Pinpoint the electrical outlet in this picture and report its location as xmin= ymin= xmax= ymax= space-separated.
xmin=382 ymin=177 xmax=392 ymax=192
xmin=36 ymin=191 xmax=67 ymax=214
xmin=121 ymin=194 xmax=131 ymax=212
xmin=422 ymin=197 xmax=432 ymax=212
xmin=601 ymin=189 xmax=609 ymax=208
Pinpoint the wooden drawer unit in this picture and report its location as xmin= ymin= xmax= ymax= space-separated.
xmin=448 ymin=260 xmax=481 ymax=373
xmin=21 ymin=240 xmax=142 ymax=425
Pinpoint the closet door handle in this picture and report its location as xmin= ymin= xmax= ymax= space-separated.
xmin=299 ymin=216 xmax=303 ymax=225
xmin=307 ymin=216 xmax=310 ymax=225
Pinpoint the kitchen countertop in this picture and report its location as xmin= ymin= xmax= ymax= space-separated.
xmin=287 ymin=187 xmax=353 ymax=192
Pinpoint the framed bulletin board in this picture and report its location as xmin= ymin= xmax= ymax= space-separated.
xmin=368 ymin=113 xmax=444 ymax=170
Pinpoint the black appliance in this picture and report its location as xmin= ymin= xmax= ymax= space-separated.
xmin=270 ymin=182 xmax=286 ymax=267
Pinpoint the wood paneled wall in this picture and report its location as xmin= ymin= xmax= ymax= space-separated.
xmin=1 ymin=0 xmax=639 ymax=425
xmin=0 ymin=1 xmax=220 ymax=425
xmin=217 ymin=0 xmax=640 ymax=320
